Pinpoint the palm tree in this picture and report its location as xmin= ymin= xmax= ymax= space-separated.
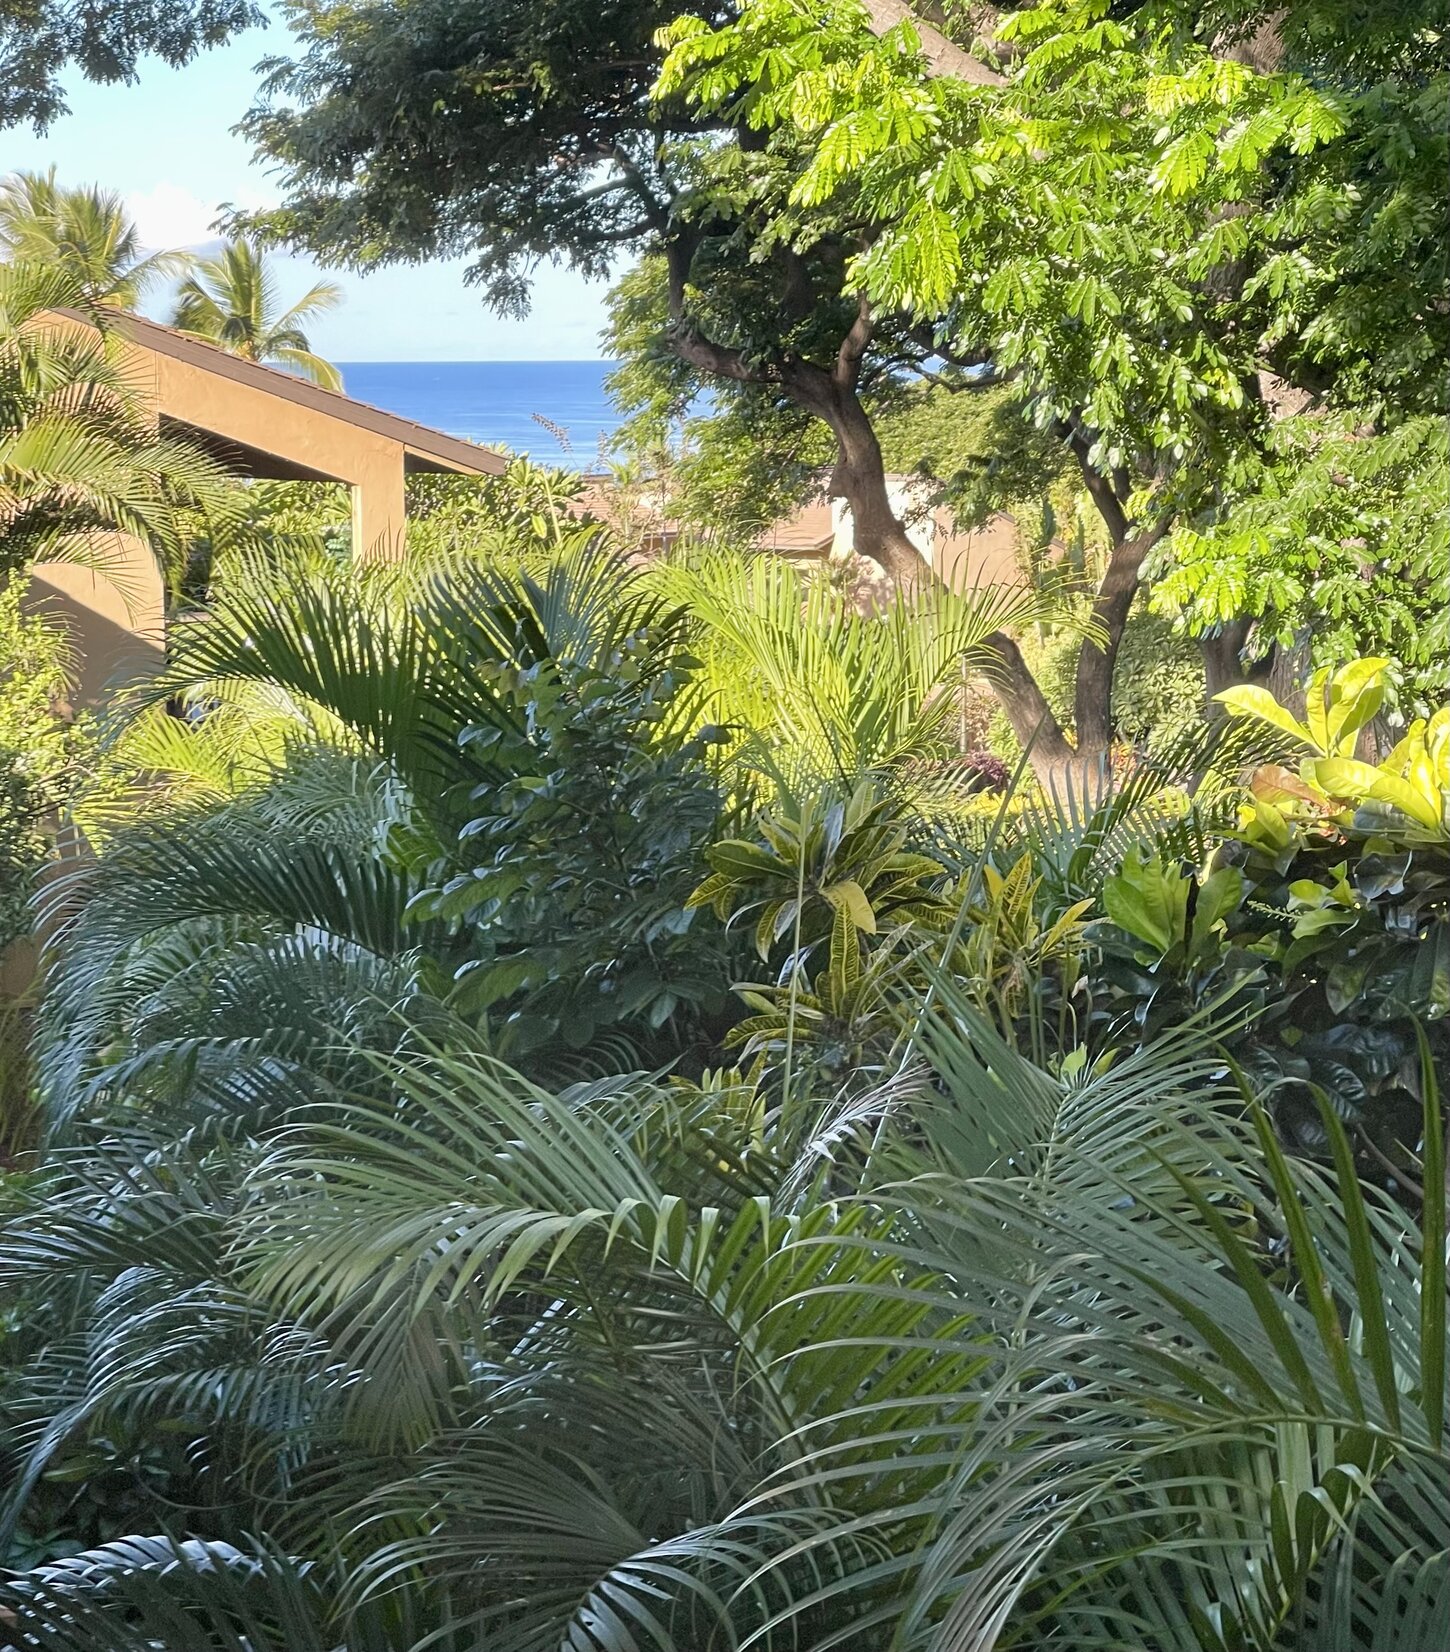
xmin=0 ymin=259 xmax=244 ymax=586
xmin=169 ymin=239 xmax=344 ymax=389
xmin=0 ymin=169 xmax=187 ymax=308
xmin=2 ymin=969 xmax=1444 ymax=1650
xmin=7 ymin=540 xmax=1443 ymax=1650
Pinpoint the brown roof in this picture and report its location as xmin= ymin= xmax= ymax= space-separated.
xmin=66 ymin=308 xmax=507 ymax=477
xmin=755 ymin=498 xmax=834 ymax=554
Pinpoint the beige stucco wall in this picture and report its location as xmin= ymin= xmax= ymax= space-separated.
xmin=147 ymin=348 xmax=408 ymax=558
xmin=24 ymin=317 xmax=433 ymax=708
xmin=27 ymin=532 xmax=166 ymax=707
xmin=827 ymin=481 xmax=1024 ymax=593
xmin=933 ymin=513 xmax=1022 ymax=593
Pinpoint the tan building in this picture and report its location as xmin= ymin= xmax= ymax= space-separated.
xmin=820 ymin=480 xmax=1023 ymax=592
xmin=31 ymin=310 xmax=504 ymax=703
xmin=575 ymin=474 xmax=1025 ymax=592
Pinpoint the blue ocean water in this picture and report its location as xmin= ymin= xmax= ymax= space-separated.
xmin=335 ymin=360 xmax=618 ymax=469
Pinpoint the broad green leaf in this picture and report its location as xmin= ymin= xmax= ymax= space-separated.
xmin=1103 ymin=848 xmax=1188 ymax=957
xmin=1190 ymin=865 xmax=1244 ymax=954
xmin=1216 ymin=685 xmax=1316 ymax=749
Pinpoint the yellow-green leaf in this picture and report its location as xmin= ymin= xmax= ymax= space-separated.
xmin=823 ymin=879 xmax=877 ymax=933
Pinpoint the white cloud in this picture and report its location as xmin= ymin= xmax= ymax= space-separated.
xmin=125 ymin=181 xmax=274 ymax=253
xmin=124 ymin=182 xmax=222 ymax=251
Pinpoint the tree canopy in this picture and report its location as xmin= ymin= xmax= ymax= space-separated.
xmin=0 ymin=0 xmax=262 ymax=129
xmin=235 ymin=0 xmax=1447 ymax=767
xmin=657 ymin=0 xmax=1449 ymax=746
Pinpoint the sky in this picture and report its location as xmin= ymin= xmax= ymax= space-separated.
xmin=1 ymin=13 xmax=612 ymax=361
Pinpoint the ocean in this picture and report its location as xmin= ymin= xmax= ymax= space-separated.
xmin=335 ymin=360 xmax=619 ymax=470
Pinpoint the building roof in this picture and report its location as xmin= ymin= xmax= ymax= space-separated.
xmin=756 ymin=498 xmax=835 ymax=554
xmin=68 ymin=308 xmax=507 ymax=477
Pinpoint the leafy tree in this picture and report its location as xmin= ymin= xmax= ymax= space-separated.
xmin=0 ymin=170 xmax=188 ymax=307
xmin=170 ymin=239 xmax=343 ymax=388
xmin=0 ymin=1 xmax=261 ymax=130
xmin=236 ymin=2 xmax=1007 ymax=609
xmin=609 ymin=281 xmax=1082 ymax=562
xmin=656 ymin=0 xmax=1448 ymax=767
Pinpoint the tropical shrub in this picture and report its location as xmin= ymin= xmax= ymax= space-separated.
xmin=1094 ymin=661 xmax=1449 ymax=1183
xmin=0 ymin=977 xmax=1444 ymax=1649
xmin=3 ymin=518 xmax=1445 ymax=1652
xmin=0 ymin=582 xmax=92 ymax=952
xmin=409 ymin=597 xmax=735 ymax=1060
xmin=197 ymin=459 xmax=583 ymax=589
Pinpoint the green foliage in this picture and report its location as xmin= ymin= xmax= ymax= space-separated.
xmin=1111 ymin=603 xmax=1208 ymax=751
xmin=237 ymin=0 xmax=701 ymax=307
xmin=0 ymin=581 xmax=91 ymax=951
xmin=1094 ymin=662 xmax=1450 ymax=1175
xmin=689 ymin=782 xmax=955 ymax=1078
xmin=875 ymin=378 xmax=1081 ymax=532
xmin=3 ymin=461 xmax=1448 ymax=1652
xmin=691 ymin=780 xmax=953 ymax=957
xmin=606 ymin=264 xmax=832 ymax=543
xmin=656 ymin=548 xmax=1050 ymax=788
xmin=1154 ymin=416 xmax=1450 ymax=715
xmin=0 ymin=2 xmax=260 ymax=131
xmin=2 ymin=952 xmax=1445 ymax=1648
xmin=182 ymin=459 xmax=583 ymax=600
xmin=402 ymin=457 xmax=589 ymax=563
xmin=660 ymin=0 xmax=1291 ymax=468
xmin=654 ymin=0 xmax=1447 ymax=749
xmin=40 ymin=542 xmax=748 ymax=1114
xmin=410 ymin=599 xmax=733 ymax=1057
xmin=663 ymin=0 xmax=1446 ymax=428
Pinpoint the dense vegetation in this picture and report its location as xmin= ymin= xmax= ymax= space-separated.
xmin=0 ymin=503 xmax=1447 ymax=1646
xmin=0 ymin=2 xmax=1446 ymax=1648
xmin=237 ymin=0 xmax=1447 ymax=766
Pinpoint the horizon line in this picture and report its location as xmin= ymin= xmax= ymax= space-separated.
xmin=335 ymin=357 xmax=609 ymax=366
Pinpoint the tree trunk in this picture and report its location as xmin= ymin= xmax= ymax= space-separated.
xmin=790 ymin=365 xmax=1078 ymax=770
xmin=1198 ymin=616 xmax=1278 ymax=703
xmin=815 ymin=378 xmax=925 ymax=585
xmin=664 ymin=275 xmax=1080 ymax=774
xmin=1267 ymin=630 xmax=1313 ymax=720
xmin=1056 ymin=421 xmax=1170 ymax=761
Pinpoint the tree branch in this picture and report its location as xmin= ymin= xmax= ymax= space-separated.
xmin=599 ymin=142 xmax=671 ymax=231
xmin=1065 ymin=423 xmax=1131 ymax=546
xmin=859 ymin=0 xmax=1004 ymax=86
xmin=667 ymin=327 xmax=762 ymax=384
xmin=834 ymin=292 xmax=875 ymax=387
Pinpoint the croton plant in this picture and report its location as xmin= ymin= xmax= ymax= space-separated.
xmin=1097 ymin=660 xmax=1448 ymax=1191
